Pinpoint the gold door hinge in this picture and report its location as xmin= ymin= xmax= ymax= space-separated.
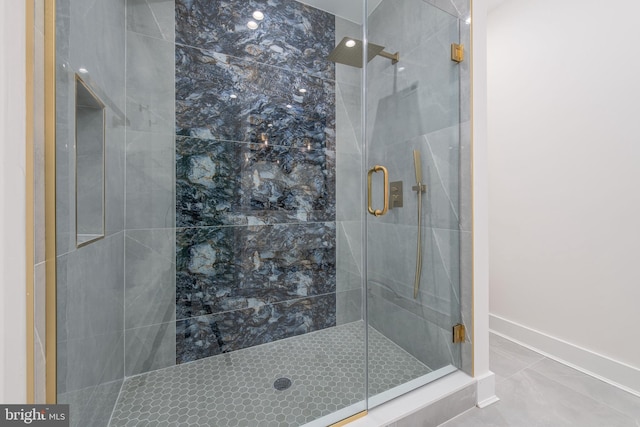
xmin=453 ymin=324 xmax=466 ymax=343
xmin=451 ymin=43 xmax=464 ymax=63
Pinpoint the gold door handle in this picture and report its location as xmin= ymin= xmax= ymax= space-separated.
xmin=367 ymin=165 xmax=389 ymax=217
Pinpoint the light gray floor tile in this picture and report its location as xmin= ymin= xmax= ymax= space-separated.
xmin=489 ymin=334 xmax=545 ymax=383
xmin=530 ymin=358 xmax=640 ymax=424
xmin=489 ymin=348 xmax=531 ymax=383
xmin=440 ymin=334 xmax=640 ymax=427
xmin=442 ymin=369 xmax=637 ymax=427
xmin=490 ymin=334 xmax=546 ymax=368
xmin=494 ymin=368 xmax=636 ymax=426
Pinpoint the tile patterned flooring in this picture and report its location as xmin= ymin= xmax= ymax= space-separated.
xmin=109 ymin=322 xmax=431 ymax=427
xmin=440 ymin=334 xmax=640 ymax=427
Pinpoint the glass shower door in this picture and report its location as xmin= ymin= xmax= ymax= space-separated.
xmin=364 ymin=0 xmax=466 ymax=405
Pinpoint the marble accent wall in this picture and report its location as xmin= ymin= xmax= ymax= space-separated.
xmin=174 ymin=0 xmax=337 ymax=363
xmin=55 ymin=0 xmax=126 ymax=425
xmin=365 ymin=0 xmax=472 ymax=373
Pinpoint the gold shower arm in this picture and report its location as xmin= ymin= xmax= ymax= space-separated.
xmin=377 ymin=50 xmax=400 ymax=64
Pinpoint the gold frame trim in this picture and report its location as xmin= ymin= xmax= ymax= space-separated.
xmin=26 ymin=0 xmax=36 ymax=404
xmin=329 ymin=411 xmax=368 ymax=427
xmin=469 ymin=0 xmax=475 ymax=378
xmin=44 ymin=0 xmax=58 ymax=404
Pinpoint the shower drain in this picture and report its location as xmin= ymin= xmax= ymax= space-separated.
xmin=273 ymin=377 xmax=292 ymax=391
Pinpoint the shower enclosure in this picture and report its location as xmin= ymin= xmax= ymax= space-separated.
xmin=53 ymin=0 xmax=472 ymax=425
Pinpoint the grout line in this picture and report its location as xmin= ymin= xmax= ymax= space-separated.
xmin=173 ymin=221 xmax=338 ymax=232
xmin=124 ymin=291 xmax=338 ymax=333
xmin=145 ymin=0 xmax=168 ymax=41
xmin=124 ymin=230 xmax=176 ymax=264
xmin=175 ymin=136 xmax=338 ymax=155
xmin=174 ymin=41 xmax=338 ymax=84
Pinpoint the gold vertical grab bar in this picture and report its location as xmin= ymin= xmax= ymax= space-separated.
xmin=367 ymin=165 xmax=389 ymax=217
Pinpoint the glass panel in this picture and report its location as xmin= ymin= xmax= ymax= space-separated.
xmin=54 ymin=0 xmax=470 ymax=422
xmin=365 ymin=0 xmax=467 ymax=405
xmin=56 ymin=0 xmax=368 ymax=425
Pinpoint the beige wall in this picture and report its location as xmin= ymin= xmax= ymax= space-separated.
xmin=0 ymin=0 xmax=27 ymax=403
xmin=488 ymin=0 xmax=640 ymax=392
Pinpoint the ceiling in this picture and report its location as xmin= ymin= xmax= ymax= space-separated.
xmin=488 ymin=0 xmax=510 ymax=12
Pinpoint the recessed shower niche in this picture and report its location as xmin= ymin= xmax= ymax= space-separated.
xmin=74 ymin=75 xmax=105 ymax=247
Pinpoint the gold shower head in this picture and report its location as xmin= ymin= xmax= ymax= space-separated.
xmin=328 ymin=37 xmax=399 ymax=68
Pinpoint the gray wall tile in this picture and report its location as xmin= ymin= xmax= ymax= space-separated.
xmin=460 ymin=230 xmax=472 ymax=374
xmin=76 ymin=379 xmax=123 ymax=427
xmin=459 ymin=121 xmax=472 ymax=232
xmin=125 ymin=321 xmax=176 ymax=376
xmin=126 ymin=30 xmax=175 ymax=134
xmin=336 ymin=151 xmax=362 ymax=222
xmin=125 ymin=229 xmax=176 ymax=329
xmin=337 ymin=221 xmax=363 ymax=293
xmin=337 ymin=289 xmax=362 ymax=325
xmin=105 ymin=119 xmax=126 ymax=235
xmin=368 ymin=287 xmax=455 ymax=369
xmin=125 ymin=131 xmax=175 ymax=229
xmin=68 ymin=0 xmax=126 ymax=110
xmin=57 ymin=331 xmax=124 ymax=394
xmin=34 ymin=262 xmax=46 ymax=350
xmin=55 ymin=70 xmax=76 ymax=256
xmin=127 ymin=0 xmax=175 ymax=42
xmin=336 ymin=82 xmax=362 ymax=154
xmin=56 ymin=232 xmax=124 ymax=342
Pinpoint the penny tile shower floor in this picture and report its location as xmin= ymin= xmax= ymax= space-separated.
xmin=109 ymin=321 xmax=431 ymax=426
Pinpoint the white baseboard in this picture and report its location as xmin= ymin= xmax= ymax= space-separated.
xmin=490 ymin=314 xmax=640 ymax=397
xmin=475 ymin=371 xmax=500 ymax=408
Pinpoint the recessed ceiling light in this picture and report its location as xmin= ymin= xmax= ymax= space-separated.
xmin=247 ymin=20 xmax=258 ymax=30
xmin=268 ymin=124 xmax=273 ymax=127
xmin=345 ymin=39 xmax=356 ymax=48
xmin=286 ymin=104 xmax=293 ymax=109
xmin=79 ymin=67 xmax=88 ymax=73
xmin=299 ymin=88 xmax=307 ymax=93
xmin=230 ymin=94 xmax=237 ymax=99
xmin=252 ymin=11 xmax=264 ymax=21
